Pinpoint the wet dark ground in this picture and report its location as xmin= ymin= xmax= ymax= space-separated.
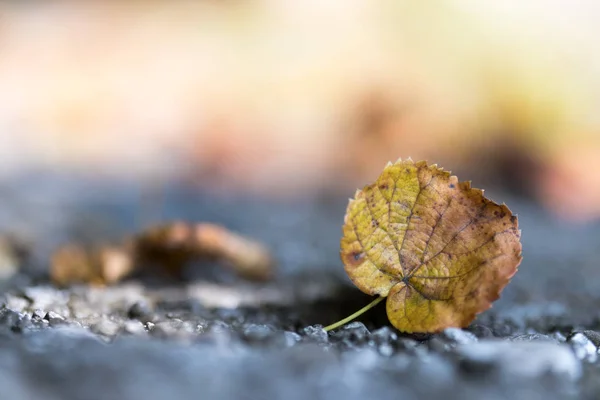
xmin=1 ymin=173 xmax=600 ymax=400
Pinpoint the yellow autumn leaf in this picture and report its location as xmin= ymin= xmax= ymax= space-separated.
xmin=328 ymin=158 xmax=522 ymax=333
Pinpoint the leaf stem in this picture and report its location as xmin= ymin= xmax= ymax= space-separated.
xmin=323 ymin=296 xmax=385 ymax=332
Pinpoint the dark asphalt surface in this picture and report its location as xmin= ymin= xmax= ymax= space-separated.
xmin=0 ymin=173 xmax=599 ymax=400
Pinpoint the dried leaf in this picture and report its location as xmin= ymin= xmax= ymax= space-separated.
xmin=338 ymin=158 xmax=522 ymax=333
xmin=51 ymin=244 xmax=134 ymax=287
xmin=50 ymin=222 xmax=275 ymax=286
xmin=193 ymin=223 xmax=274 ymax=280
xmin=132 ymin=222 xmax=198 ymax=277
xmin=134 ymin=222 xmax=275 ymax=281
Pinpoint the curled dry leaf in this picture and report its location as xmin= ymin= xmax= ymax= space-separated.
xmin=334 ymin=158 xmax=522 ymax=333
xmin=51 ymin=244 xmax=135 ymax=287
xmin=135 ymin=222 xmax=274 ymax=281
xmin=50 ymin=222 xmax=275 ymax=286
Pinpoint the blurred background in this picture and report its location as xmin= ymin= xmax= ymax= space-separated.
xmin=2 ymin=5 xmax=600 ymax=399
xmin=1 ymin=0 xmax=600 ymax=222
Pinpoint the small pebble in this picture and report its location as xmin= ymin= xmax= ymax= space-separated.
xmin=195 ymin=319 xmax=209 ymax=334
xmin=378 ymin=342 xmax=394 ymax=357
xmin=123 ymin=320 xmax=146 ymax=335
xmin=467 ymin=324 xmax=494 ymax=339
xmin=127 ymin=301 xmax=155 ymax=323
xmin=44 ymin=311 xmax=63 ymax=321
xmin=369 ymin=327 xmax=398 ymax=355
xmin=550 ymin=332 xmax=567 ymax=342
xmin=91 ymin=318 xmax=120 ymax=337
xmin=328 ymin=322 xmax=372 ymax=350
xmin=4 ymin=295 xmax=28 ymax=312
xmin=242 ymin=324 xmax=276 ymax=342
xmin=213 ymin=308 xmax=244 ymax=324
xmin=207 ymin=321 xmax=231 ymax=334
xmin=582 ymin=330 xmax=600 ymax=348
xmin=567 ymin=332 xmax=598 ymax=363
xmin=68 ymin=300 xmax=96 ymax=319
xmin=23 ymin=286 xmax=65 ymax=310
xmin=15 ymin=314 xmax=33 ymax=333
xmin=427 ymin=337 xmax=449 ymax=352
xmin=152 ymin=320 xmax=183 ymax=337
xmin=180 ymin=321 xmax=197 ymax=334
xmin=397 ymin=338 xmax=419 ymax=353
xmin=370 ymin=326 xmax=398 ymax=344
xmin=197 ymin=322 xmax=237 ymax=347
xmin=333 ymin=321 xmax=370 ymax=342
xmin=302 ymin=325 xmax=328 ymax=343
xmin=440 ymin=328 xmax=478 ymax=345
xmin=283 ymin=331 xmax=302 ymax=347
xmin=0 ymin=309 xmax=22 ymax=331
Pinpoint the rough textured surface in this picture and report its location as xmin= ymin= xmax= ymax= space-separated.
xmin=0 ymin=173 xmax=600 ymax=400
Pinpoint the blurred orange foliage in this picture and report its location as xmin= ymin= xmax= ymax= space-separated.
xmin=0 ymin=1 xmax=599 ymax=220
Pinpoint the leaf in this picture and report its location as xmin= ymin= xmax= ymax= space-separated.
xmin=338 ymin=158 xmax=522 ymax=333
xmin=50 ymin=222 xmax=275 ymax=286
xmin=51 ymin=244 xmax=133 ymax=287
xmin=134 ymin=222 xmax=275 ymax=281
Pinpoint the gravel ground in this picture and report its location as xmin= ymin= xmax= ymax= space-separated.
xmin=0 ymin=173 xmax=600 ymax=400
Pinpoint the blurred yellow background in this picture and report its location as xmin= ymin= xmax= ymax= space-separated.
xmin=1 ymin=1 xmax=599 ymax=220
